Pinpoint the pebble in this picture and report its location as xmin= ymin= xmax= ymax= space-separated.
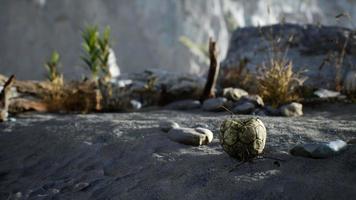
xmin=165 ymin=100 xmax=201 ymax=110
xmin=202 ymin=97 xmax=227 ymax=111
xmin=159 ymin=120 xmax=180 ymax=132
xmin=223 ymin=87 xmax=248 ymax=101
xmin=290 ymin=139 xmax=348 ymax=158
xmin=130 ymin=100 xmax=142 ymax=110
xmin=240 ymin=95 xmax=264 ymax=107
xmin=195 ymin=127 xmax=214 ymax=143
xmin=348 ymin=138 xmax=356 ymax=145
xmin=73 ymin=182 xmax=90 ymax=192
xmin=314 ymin=89 xmax=340 ymax=98
xmin=167 ymin=127 xmax=213 ymax=146
xmin=280 ymin=102 xmax=303 ymax=117
xmin=265 ymin=106 xmax=281 ymax=116
xmin=252 ymin=108 xmax=268 ymax=116
xmin=9 ymin=117 xmax=16 ymax=122
xmin=232 ymin=102 xmax=255 ymax=114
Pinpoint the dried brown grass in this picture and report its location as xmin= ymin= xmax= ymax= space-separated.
xmin=257 ymin=58 xmax=306 ymax=107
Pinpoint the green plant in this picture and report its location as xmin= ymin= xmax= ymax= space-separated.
xmin=81 ymin=25 xmax=112 ymax=81
xmin=44 ymin=51 xmax=63 ymax=86
xmin=257 ymin=58 xmax=306 ymax=107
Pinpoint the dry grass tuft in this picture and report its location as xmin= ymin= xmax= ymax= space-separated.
xmin=257 ymin=58 xmax=306 ymax=107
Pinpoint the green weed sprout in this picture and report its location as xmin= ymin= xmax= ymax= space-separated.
xmin=81 ymin=25 xmax=112 ymax=81
xmin=45 ymin=51 xmax=63 ymax=86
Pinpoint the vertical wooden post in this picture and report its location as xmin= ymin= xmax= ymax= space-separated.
xmin=201 ymin=38 xmax=220 ymax=101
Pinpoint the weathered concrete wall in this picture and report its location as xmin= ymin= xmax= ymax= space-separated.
xmin=1 ymin=0 xmax=356 ymax=80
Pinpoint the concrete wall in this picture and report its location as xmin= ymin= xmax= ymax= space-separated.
xmin=1 ymin=0 xmax=356 ymax=80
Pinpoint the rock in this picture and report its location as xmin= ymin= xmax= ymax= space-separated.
xmin=280 ymin=102 xmax=303 ymax=117
xmin=167 ymin=127 xmax=213 ymax=146
xmin=344 ymin=70 xmax=356 ymax=94
xmin=165 ymin=100 xmax=201 ymax=110
xmin=142 ymin=69 xmax=205 ymax=100
xmin=314 ymin=89 xmax=340 ymax=99
xmin=129 ymin=100 xmax=142 ymax=110
xmin=265 ymin=106 xmax=281 ymax=116
xmin=159 ymin=120 xmax=180 ymax=132
xmin=193 ymin=124 xmax=210 ymax=129
xmin=8 ymin=117 xmax=16 ymax=122
xmin=232 ymin=102 xmax=255 ymax=114
xmin=73 ymin=182 xmax=90 ymax=192
xmin=220 ymin=118 xmax=267 ymax=161
xmin=195 ymin=127 xmax=214 ymax=143
xmin=222 ymin=24 xmax=356 ymax=89
xmin=290 ymin=140 xmax=348 ymax=159
xmin=348 ymin=138 xmax=356 ymax=145
xmin=114 ymin=79 xmax=133 ymax=88
xmin=240 ymin=95 xmax=264 ymax=107
xmin=202 ymin=97 xmax=227 ymax=111
xmin=108 ymin=48 xmax=120 ymax=79
xmin=223 ymin=87 xmax=248 ymax=101
xmin=252 ymin=109 xmax=268 ymax=116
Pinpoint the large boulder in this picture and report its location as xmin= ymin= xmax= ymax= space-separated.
xmin=222 ymin=24 xmax=356 ymax=89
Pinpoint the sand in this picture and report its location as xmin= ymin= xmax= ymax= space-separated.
xmin=0 ymin=103 xmax=356 ymax=200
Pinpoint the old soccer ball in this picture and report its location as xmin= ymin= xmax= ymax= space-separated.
xmin=220 ymin=118 xmax=267 ymax=161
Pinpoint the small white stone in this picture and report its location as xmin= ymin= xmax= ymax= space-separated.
xmin=159 ymin=121 xmax=180 ymax=132
xmin=167 ymin=128 xmax=207 ymax=146
xmin=195 ymin=127 xmax=214 ymax=144
xmin=280 ymin=102 xmax=303 ymax=117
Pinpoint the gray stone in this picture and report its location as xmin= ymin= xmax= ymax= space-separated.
xmin=348 ymin=138 xmax=356 ymax=145
xmin=265 ymin=106 xmax=281 ymax=116
xmin=314 ymin=89 xmax=341 ymax=99
xmin=290 ymin=140 xmax=348 ymax=158
xmin=129 ymin=100 xmax=142 ymax=110
xmin=223 ymin=87 xmax=248 ymax=101
xmin=280 ymin=102 xmax=303 ymax=117
xmin=233 ymin=102 xmax=255 ymax=114
xmin=222 ymin=24 xmax=356 ymax=89
xmin=252 ymin=109 xmax=268 ymax=116
xmin=202 ymin=97 xmax=227 ymax=111
xmin=167 ymin=127 xmax=212 ymax=146
xmin=73 ymin=182 xmax=90 ymax=192
xmin=165 ymin=100 xmax=201 ymax=110
xmin=159 ymin=121 xmax=180 ymax=133
xmin=240 ymin=95 xmax=264 ymax=107
xmin=195 ymin=127 xmax=214 ymax=144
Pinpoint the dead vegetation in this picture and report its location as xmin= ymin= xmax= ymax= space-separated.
xmin=257 ymin=58 xmax=306 ymax=107
xmin=0 ymin=73 xmax=102 ymax=114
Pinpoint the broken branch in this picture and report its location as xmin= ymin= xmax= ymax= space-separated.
xmin=201 ymin=38 xmax=220 ymax=101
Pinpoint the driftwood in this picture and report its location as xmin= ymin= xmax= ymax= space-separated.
xmin=0 ymin=69 xmax=206 ymax=114
xmin=0 ymin=75 xmax=15 ymax=121
xmin=201 ymin=38 xmax=220 ymax=101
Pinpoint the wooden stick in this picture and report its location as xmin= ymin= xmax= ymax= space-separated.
xmin=201 ymin=38 xmax=220 ymax=101
xmin=0 ymin=75 xmax=15 ymax=121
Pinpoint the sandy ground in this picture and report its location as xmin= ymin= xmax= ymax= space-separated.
xmin=0 ymin=103 xmax=356 ymax=200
